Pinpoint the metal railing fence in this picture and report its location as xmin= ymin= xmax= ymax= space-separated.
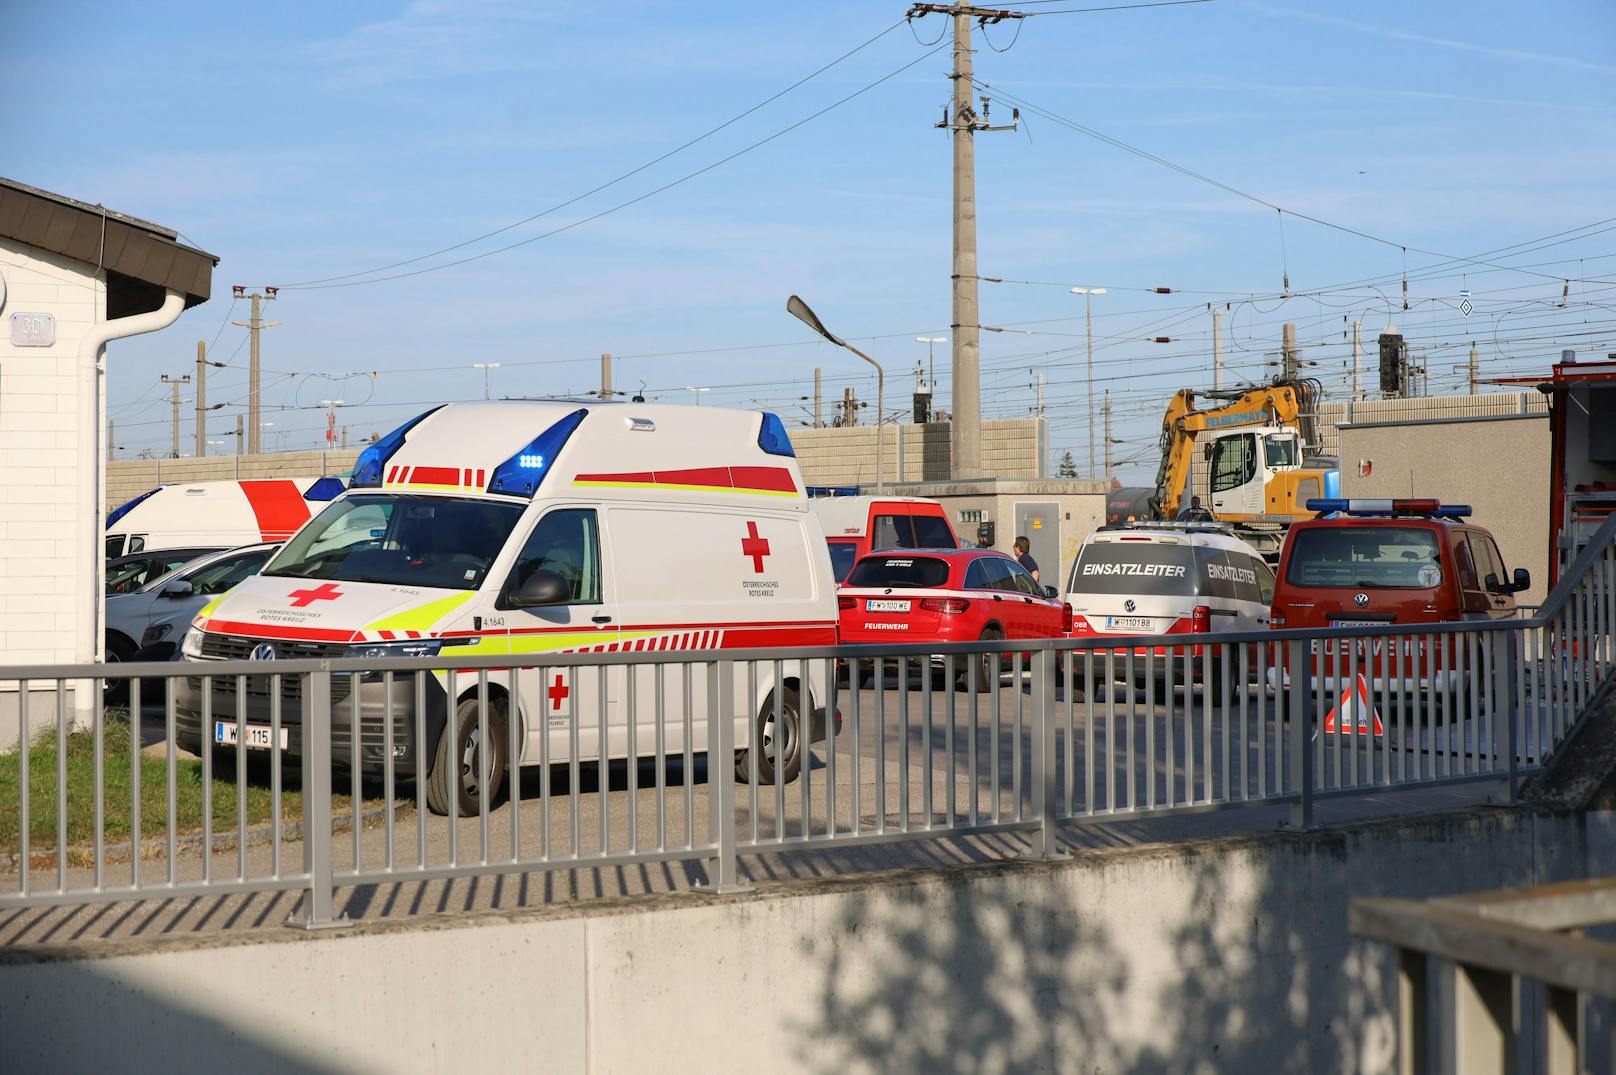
xmin=2 ymin=518 xmax=1613 ymax=928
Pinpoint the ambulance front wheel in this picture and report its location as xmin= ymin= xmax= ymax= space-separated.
xmin=738 ymin=687 xmax=802 ymax=785
xmin=425 ymin=696 xmax=510 ymax=817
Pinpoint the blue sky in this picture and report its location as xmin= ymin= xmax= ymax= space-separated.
xmin=7 ymin=0 xmax=1615 ymax=479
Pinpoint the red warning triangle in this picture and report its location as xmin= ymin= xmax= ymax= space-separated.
xmin=1324 ymin=674 xmax=1383 ymax=736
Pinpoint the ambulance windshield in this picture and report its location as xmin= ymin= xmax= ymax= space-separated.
xmin=263 ymin=493 xmax=524 ymax=591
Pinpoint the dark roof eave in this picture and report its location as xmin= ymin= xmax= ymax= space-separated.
xmin=0 ymin=176 xmax=218 ymax=308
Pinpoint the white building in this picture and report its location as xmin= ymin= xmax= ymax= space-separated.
xmin=0 ymin=177 xmax=216 ymax=742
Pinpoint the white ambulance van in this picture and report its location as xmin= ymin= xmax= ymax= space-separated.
xmin=175 ymin=401 xmax=840 ymax=815
xmin=105 ymin=477 xmax=346 ymax=557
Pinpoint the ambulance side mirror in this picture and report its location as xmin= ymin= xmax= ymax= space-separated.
xmin=511 ymin=570 xmax=572 ymax=608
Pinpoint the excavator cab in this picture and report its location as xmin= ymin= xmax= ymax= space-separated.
xmin=1205 ymin=426 xmax=1304 ymax=518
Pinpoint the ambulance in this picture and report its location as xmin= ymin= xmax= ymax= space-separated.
xmin=174 ymin=401 xmax=840 ymax=815
xmin=105 ymin=477 xmax=346 ymax=557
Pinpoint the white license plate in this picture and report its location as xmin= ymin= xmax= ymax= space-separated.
xmin=865 ymin=599 xmax=911 ymax=613
xmin=214 ymin=721 xmax=288 ymax=750
xmin=1106 ymin=616 xmax=1155 ymax=632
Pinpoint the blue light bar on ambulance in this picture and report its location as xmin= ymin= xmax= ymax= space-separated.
xmin=350 ymin=405 xmax=445 ymax=488
xmin=1306 ymin=498 xmax=1471 ymax=519
xmin=487 ymin=408 xmax=588 ymax=497
xmin=757 ymin=411 xmax=796 ymax=457
xmin=106 ymin=486 xmax=160 ymax=528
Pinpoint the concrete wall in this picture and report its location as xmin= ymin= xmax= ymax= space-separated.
xmin=2 ymin=804 xmax=1609 ymax=1074
xmin=1316 ymin=391 xmax=1547 ymax=460
xmin=891 ymin=478 xmax=1110 ymax=592
xmin=104 ymin=420 xmax=1046 ymax=512
xmin=0 ymin=237 xmax=104 ymax=667
xmin=1340 ymin=413 xmax=1551 ymax=604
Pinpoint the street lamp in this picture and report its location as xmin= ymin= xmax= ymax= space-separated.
xmin=472 ymin=362 xmax=502 ymax=400
xmin=685 ymin=386 xmax=711 ymax=406
xmin=915 ymin=336 xmax=946 ymax=394
xmin=789 ymin=295 xmax=886 ymax=493
xmin=1070 ymin=287 xmax=1107 ymax=478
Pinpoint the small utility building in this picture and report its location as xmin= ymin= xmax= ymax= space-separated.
xmin=0 ymin=177 xmax=215 ymax=738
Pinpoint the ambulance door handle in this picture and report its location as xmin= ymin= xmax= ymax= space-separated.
xmin=592 ymin=614 xmax=613 ymax=624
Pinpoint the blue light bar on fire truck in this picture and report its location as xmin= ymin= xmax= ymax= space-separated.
xmin=1305 ymin=498 xmax=1471 ymax=519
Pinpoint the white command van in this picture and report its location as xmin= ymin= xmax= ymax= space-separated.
xmin=1065 ymin=522 xmax=1274 ymax=655
xmin=105 ymin=477 xmax=346 ymax=557
xmin=175 ymin=401 xmax=840 ymax=815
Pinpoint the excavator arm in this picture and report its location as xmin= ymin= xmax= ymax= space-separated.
xmin=1149 ymin=380 xmax=1313 ymax=518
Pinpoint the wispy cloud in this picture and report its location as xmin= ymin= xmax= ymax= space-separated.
xmin=1246 ymin=4 xmax=1616 ymax=76
xmin=307 ymin=1 xmax=563 ymax=88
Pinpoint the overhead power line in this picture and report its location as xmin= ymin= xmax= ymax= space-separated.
xmin=279 ymin=21 xmax=929 ymax=291
xmin=973 ymin=78 xmax=1613 ymax=287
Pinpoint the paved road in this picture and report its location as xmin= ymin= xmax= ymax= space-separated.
xmin=0 ymin=669 xmax=1511 ymax=949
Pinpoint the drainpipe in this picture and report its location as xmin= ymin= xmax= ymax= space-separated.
xmin=76 ymin=289 xmax=186 ymax=720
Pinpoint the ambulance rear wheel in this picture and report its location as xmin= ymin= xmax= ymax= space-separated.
xmin=738 ymin=687 xmax=802 ymax=785
xmin=426 ymin=696 xmax=509 ymax=817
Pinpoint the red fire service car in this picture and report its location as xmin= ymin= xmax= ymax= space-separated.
xmin=1271 ymin=498 xmax=1528 ymax=690
xmin=837 ymin=548 xmax=1071 ymax=688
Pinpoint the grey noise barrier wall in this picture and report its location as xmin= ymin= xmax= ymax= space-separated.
xmin=2 ymin=803 xmax=1612 ymax=1074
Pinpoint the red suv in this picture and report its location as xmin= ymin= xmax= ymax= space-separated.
xmin=1272 ymin=499 xmax=1528 ymax=687
xmin=838 ymin=548 xmax=1071 ymax=688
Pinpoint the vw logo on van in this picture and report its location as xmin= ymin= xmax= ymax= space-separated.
xmin=1123 ymin=599 xmax=1137 ymax=613
xmin=1353 ymin=593 xmax=1370 ymax=608
xmin=249 ymin=643 xmax=277 ymax=661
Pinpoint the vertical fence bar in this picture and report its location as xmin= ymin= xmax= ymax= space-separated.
xmin=775 ymin=659 xmax=788 ymax=840
xmin=1254 ymin=643 xmax=1266 ymax=800
xmin=850 ymin=658 xmax=863 ymax=834
xmin=128 ymin=677 xmax=139 ymax=890
xmin=1085 ymin=650 xmax=1097 ymax=815
xmin=381 ymin=671 xmax=395 ymax=870
xmin=168 ymin=680 xmax=180 ymax=883
xmin=947 ymin=653 xmax=958 ymax=826
xmin=899 ymin=653 xmax=911 ymax=832
xmin=1104 ymin=649 xmax=1116 ymax=812
xmin=17 ymin=680 xmax=29 ymax=898
xmin=93 ymin=675 xmax=105 ymax=891
xmin=1023 ymin=650 xmax=1065 ymax=861
xmin=824 ymin=657 xmax=838 ymax=837
xmin=625 ymin=666 xmax=637 ymax=855
xmin=798 ymin=658 xmax=812 ymax=839
xmin=654 ymin=664 xmax=665 ymax=854
xmin=271 ymin=673 xmax=283 ymax=879
xmin=1201 ymin=643 xmax=1213 ymax=804
xmin=1126 ymin=649 xmax=1137 ymax=812
xmin=682 ymin=664 xmax=693 ymax=850
xmin=1289 ymin=639 xmax=1313 ymax=829
xmin=569 ymin=667 xmax=581 ymax=858
xmin=1347 ymin=635 xmax=1360 ymax=788
xmin=290 ymin=663 xmax=343 ymax=929
xmin=967 ymin=653 xmax=980 ymax=824
xmin=1182 ymin=644 xmax=1194 ymax=807
xmin=54 ymin=684 xmax=66 ymax=891
xmin=541 ymin=666 xmax=553 ymax=861
xmin=1165 ymin=644 xmax=1177 ymax=808
xmin=991 ymin=655 xmax=1001 ymax=824
xmin=350 ymin=670 xmax=362 ymax=871
xmin=471 ymin=672 xmax=484 ymax=866
xmin=235 ymin=670 xmax=248 ymax=881
xmin=596 ymin=665 xmax=608 ymax=856
xmin=509 ymin=666 xmax=522 ymax=863
xmin=1013 ymin=651 xmax=1024 ymax=822
xmin=921 ymin=649 xmax=933 ymax=829
xmin=1497 ymin=632 xmax=1517 ymax=802
xmin=701 ymin=660 xmax=747 ymax=892
xmin=876 ymin=657 xmax=887 ymax=834
xmin=414 ymin=672 xmax=427 ymax=869
xmin=746 ymin=663 xmax=758 ymax=843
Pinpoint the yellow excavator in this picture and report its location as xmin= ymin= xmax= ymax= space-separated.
xmin=1145 ymin=377 xmax=1339 ymax=559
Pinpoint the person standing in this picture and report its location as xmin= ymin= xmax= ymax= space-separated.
xmin=1013 ymin=536 xmax=1040 ymax=584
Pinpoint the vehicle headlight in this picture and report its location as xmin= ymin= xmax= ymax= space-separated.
xmin=346 ymin=640 xmax=445 ymax=661
xmin=142 ymin=622 xmax=174 ymax=647
xmin=180 ymin=625 xmax=205 ymax=659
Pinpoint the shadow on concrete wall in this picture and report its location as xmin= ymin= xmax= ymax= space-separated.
xmin=792 ymin=835 xmax=1411 ymax=1074
xmin=0 ymin=957 xmax=352 ymax=1075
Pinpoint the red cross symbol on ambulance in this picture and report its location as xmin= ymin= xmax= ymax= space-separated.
xmin=741 ymin=521 xmax=771 ymax=573
xmin=548 ymin=673 xmax=570 ymax=712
